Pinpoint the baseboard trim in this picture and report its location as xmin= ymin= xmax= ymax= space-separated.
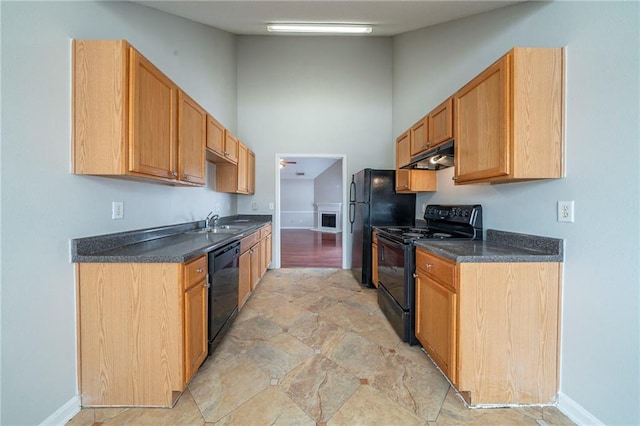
xmin=39 ymin=395 xmax=81 ymax=426
xmin=557 ymin=392 xmax=604 ymax=425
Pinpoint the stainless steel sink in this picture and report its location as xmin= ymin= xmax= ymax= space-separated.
xmin=186 ymin=225 xmax=244 ymax=235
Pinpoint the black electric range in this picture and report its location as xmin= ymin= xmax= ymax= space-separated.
xmin=375 ymin=205 xmax=482 ymax=344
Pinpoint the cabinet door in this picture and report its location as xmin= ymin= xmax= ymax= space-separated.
xmin=265 ymin=234 xmax=272 ymax=270
xmin=206 ymin=115 xmax=225 ymax=158
xmin=428 ymin=97 xmax=454 ymax=148
xmin=238 ymin=250 xmax=251 ymax=308
xmin=250 ymin=244 xmax=260 ymax=290
xmin=410 ymin=117 xmax=428 ymax=156
xmin=415 ymin=272 xmax=457 ymax=384
xmin=395 ymin=131 xmax=410 ymax=169
xmin=454 ymin=54 xmax=510 ymax=183
xmin=247 ymin=150 xmax=255 ymax=195
xmin=225 ymin=132 xmax=239 ymax=164
xmin=184 ymin=278 xmax=207 ymax=383
xmin=178 ymin=91 xmax=206 ymax=185
xmin=129 ymin=48 xmax=178 ymax=179
xmin=372 ymin=241 xmax=379 ymax=288
xmin=237 ymin=142 xmax=249 ymax=194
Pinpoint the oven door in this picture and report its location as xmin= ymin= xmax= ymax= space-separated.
xmin=376 ymin=234 xmax=412 ymax=309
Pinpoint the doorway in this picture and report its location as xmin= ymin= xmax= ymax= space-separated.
xmin=273 ymin=154 xmax=348 ymax=269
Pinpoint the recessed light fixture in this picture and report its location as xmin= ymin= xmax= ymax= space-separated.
xmin=267 ymin=23 xmax=373 ymax=34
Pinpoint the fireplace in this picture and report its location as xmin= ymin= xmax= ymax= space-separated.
xmin=314 ymin=203 xmax=342 ymax=232
xmin=321 ymin=213 xmax=337 ymax=229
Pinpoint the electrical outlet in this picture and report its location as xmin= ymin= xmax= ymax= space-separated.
xmin=558 ymin=201 xmax=574 ymax=222
xmin=215 ymin=203 xmax=220 ymax=212
xmin=269 ymin=202 xmax=274 ymax=210
xmin=112 ymin=201 xmax=124 ymax=220
xmin=421 ymin=203 xmax=427 ymax=213
xmin=252 ymin=202 xmax=258 ymax=211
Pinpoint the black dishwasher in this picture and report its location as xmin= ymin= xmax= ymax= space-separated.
xmin=208 ymin=240 xmax=240 ymax=355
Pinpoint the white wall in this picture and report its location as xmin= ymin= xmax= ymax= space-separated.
xmin=314 ymin=160 xmax=343 ymax=205
xmin=236 ymin=36 xmax=394 ymax=225
xmin=393 ymin=2 xmax=639 ymax=425
xmin=280 ymin=180 xmax=315 ymax=228
xmin=0 ymin=2 xmax=238 ymax=424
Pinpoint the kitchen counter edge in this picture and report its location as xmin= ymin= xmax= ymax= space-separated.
xmin=414 ymin=229 xmax=564 ymax=263
xmin=71 ymin=215 xmax=273 ymax=263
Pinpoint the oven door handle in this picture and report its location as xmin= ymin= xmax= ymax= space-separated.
xmin=377 ymin=234 xmax=405 ymax=250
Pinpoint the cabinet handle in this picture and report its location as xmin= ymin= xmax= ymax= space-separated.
xmin=171 ymin=171 xmax=178 ymax=177
xmin=412 ymin=273 xmax=417 ymax=278
xmin=183 ymin=174 xmax=190 ymax=180
xmin=452 ymin=176 xmax=457 ymax=181
xmin=196 ymin=268 xmax=204 ymax=274
xmin=425 ymin=263 xmax=432 ymax=269
xmin=204 ymin=282 xmax=210 ymax=288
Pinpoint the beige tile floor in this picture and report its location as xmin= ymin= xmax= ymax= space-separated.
xmin=69 ymin=268 xmax=575 ymax=425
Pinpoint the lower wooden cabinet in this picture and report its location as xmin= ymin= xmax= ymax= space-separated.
xmin=76 ymin=255 xmax=208 ymax=407
xmin=183 ymin=256 xmax=208 ymax=385
xmin=415 ymin=248 xmax=561 ymax=406
xmin=238 ymin=224 xmax=272 ymax=308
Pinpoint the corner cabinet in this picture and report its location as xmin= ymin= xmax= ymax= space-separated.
xmin=415 ymin=248 xmax=561 ymax=406
xmin=454 ymin=47 xmax=565 ymax=184
xmin=206 ymin=115 xmax=239 ymax=165
xmin=396 ymin=132 xmax=437 ymax=193
xmin=72 ymin=40 xmax=205 ymax=186
xmin=76 ymin=255 xmax=209 ymax=407
xmin=215 ymin=140 xmax=256 ymax=195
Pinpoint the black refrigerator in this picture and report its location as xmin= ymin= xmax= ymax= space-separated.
xmin=349 ymin=169 xmax=416 ymax=286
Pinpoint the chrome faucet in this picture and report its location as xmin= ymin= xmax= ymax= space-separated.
xmin=205 ymin=212 xmax=219 ymax=229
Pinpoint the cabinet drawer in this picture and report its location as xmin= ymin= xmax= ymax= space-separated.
xmin=260 ymin=224 xmax=272 ymax=239
xmin=240 ymin=232 xmax=259 ymax=253
xmin=416 ymin=249 xmax=456 ymax=290
xmin=184 ymin=255 xmax=207 ymax=290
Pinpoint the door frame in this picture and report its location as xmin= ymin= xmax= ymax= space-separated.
xmin=273 ymin=153 xmax=348 ymax=269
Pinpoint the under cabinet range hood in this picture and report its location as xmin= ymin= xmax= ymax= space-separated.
xmin=401 ymin=140 xmax=455 ymax=170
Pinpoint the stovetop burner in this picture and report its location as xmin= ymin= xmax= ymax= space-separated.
xmin=376 ymin=204 xmax=482 ymax=244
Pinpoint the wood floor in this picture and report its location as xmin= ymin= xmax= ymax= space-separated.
xmin=280 ymin=229 xmax=342 ymax=268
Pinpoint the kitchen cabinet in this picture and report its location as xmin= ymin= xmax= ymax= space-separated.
xmin=410 ymin=116 xmax=428 ymax=156
xmin=371 ymin=230 xmax=379 ymax=288
xmin=427 ymin=97 xmax=454 ymax=149
xmin=76 ymin=254 xmax=209 ymax=407
xmin=454 ymin=47 xmax=564 ymax=184
xmin=415 ymin=248 xmax=561 ymax=406
xmin=396 ymin=130 xmax=438 ymax=193
xmin=72 ymin=39 xmax=204 ymax=186
xmin=206 ymin=115 xmax=238 ymax=165
xmin=215 ymin=139 xmax=254 ymax=194
xmin=178 ymin=91 xmax=206 ymax=185
xmin=248 ymin=150 xmax=256 ymax=195
xmin=415 ymin=250 xmax=457 ymax=383
xmin=183 ymin=256 xmax=208 ymax=385
xmin=238 ymin=224 xmax=272 ymax=307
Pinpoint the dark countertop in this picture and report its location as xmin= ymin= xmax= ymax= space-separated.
xmin=414 ymin=229 xmax=563 ymax=263
xmin=71 ymin=215 xmax=272 ymax=263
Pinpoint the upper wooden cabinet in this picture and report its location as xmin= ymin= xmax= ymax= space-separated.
xmin=454 ymin=47 xmax=564 ymax=184
xmin=396 ymin=131 xmax=411 ymax=169
xmin=178 ymin=91 xmax=206 ymax=185
xmin=427 ymin=97 xmax=454 ymax=149
xmin=215 ymin=140 xmax=255 ymax=194
xmin=206 ymin=116 xmax=239 ymax=165
xmin=396 ymin=131 xmax=437 ymax=193
xmin=410 ymin=116 xmax=428 ymax=157
xmin=72 ymin=40 xmax=205 ymax=186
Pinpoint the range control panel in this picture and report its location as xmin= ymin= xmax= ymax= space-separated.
xmin=424 ymin=204 xmax=482 ymax=226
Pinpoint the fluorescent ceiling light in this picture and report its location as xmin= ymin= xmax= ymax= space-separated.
xmin=267 ymin=23 xmax=372 ymax=34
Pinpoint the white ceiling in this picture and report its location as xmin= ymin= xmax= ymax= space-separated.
xmin=279 ymin=157 xmax=340 ymax=180
xmin=135 ymin=1 xmax=524 ymax=36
